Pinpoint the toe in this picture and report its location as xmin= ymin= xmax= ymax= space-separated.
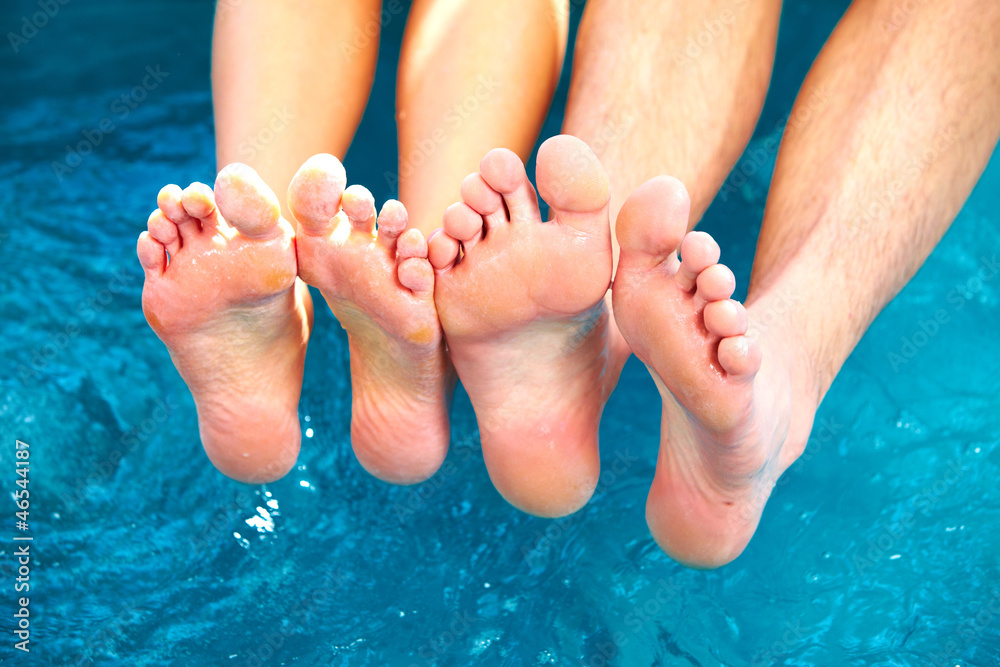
xmin=615 ymin=176 xmax=689 ymax=273
xmin=376 ymin=199 xmax=408 ymax=251
xmin=536 ymin=135 xmax=611 ymax=236
xmin=147 ymin=209 xmax=181 ymax=257
xmin=398 ymin=257 xmax=434 ymax=294
xmin=158 ymin=184 xmax=200 ymax=243
xmin=718 ymin=335 xmax=762 ymax=378
xmin=428 ymin=229 xmax=460 ymax=271
xmin=443 ymin=203 xmax=484 ymax=249
xmin=678 ymin=231 xmax=720 ymax=292
xmin=396 ymin=228 xmax=428 ymax=260
xmin=137 ymin=231 xmax=166 ymax=277
xmin=287 ymin=153 xmax=347 ymax=236
xmin=181 ymin=182 xmax=224 ymax=231
xmin=341 ymin=185 xmax=376 ymax=234
xmin=460 ymin=173 xmax=506 ymax=229
xmin=695 ymin=264 xmax=736 ymax=303
xmin=703 ymin=299 xmax=748 ymax=338
xmin=214 ymin=163 xmax=282 ymax=240
xmin=479 ymin=148 xmax=540 ymax=224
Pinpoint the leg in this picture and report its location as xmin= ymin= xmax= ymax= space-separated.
xmin=563 ymin=0 xmax=782 ymax=247
xmin=396 ymin=0 xmax=568 ymax=234
xmin=614 ymin=0 xmax=1000 ymax=567
xmin=566 ymin=0 xmax=783 ymax=383
xmin=212 ymin=0 xmax=380 ymax=218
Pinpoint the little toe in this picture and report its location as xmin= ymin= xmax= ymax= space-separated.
xmin=443 ymin=203 xmax=484 ymax=249
xmin=695 ymin=264 xmax=736 ymax=303
xmin=158 ymin=184 xmax=200 ymax=243
xmin=182 ymin=182 xmax=224 ymax=231
xmin=703 ymin=299 xmax=748 ymax=338
xmin=428 ymin=229 xmax=460 ymax=271
xmin=396 ymin=228 xmax=428 ymax=260
xmin=479 ymin=148 xmax=540 ymax=224
xmin=376 ymin=200 xmax=408 ymax=251
xmin=341 ymin=185 xmax=376 ymax=234
xmin=460 ymin=173 xmax=506 ymax=229
xmin=137 ymin=231 xmax=166 ymax=277
xmin=678 ymin=231 xmax=720 ymax=292
xmin=614 ymin=176 xmax=689 ymax=273
xmin=398 ymin=257 xmax=434 ymax=294
xmin=536 ymin=135 xmax=610 ymax=236
xmin=718 ymin=335 xmax=762 ymax=378
xmin=147 ymin=209 xmax=181 ymax=257
xmin=287 ymin=153 xmax=347 ymax=236
xmin=214 ymin=163 xmax=282 ymax=240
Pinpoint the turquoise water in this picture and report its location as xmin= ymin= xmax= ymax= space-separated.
xmin=2 ymin=0 xmax=999 ymax=665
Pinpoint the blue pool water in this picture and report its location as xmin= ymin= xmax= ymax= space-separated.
xmin=2 ymin=0 xmax=999 ymax=664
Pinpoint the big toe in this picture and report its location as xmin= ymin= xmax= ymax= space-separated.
xmin=615 ymin=176 xmax=690 ymax=272
xmin=215 ymin=163 xmax=282 ymax=239
xmin=287 ymin=153 xmax=347 ymax=235
xmin=536 ymin=135 xmax=610 ymax=234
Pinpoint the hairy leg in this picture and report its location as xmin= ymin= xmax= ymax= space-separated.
xmin=748 ymin=0 xmax=1000 ymax=401
xmin=212 ymin=0 xmax=380 ymax=218
xmin=396 ymin=0 xmax=568 ymax=234
xmin=563 ymin=0 xmax=781 ymax=245
xmin=618 ymin=0 xmax=1000 ymax=567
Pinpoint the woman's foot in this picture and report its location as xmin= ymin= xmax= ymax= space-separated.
xmin=612 ymin=176 xmax=815 ymax=568
xmin=428 ymin=135 xmax=617 ymax=518
xmin=289 ymin=154 xmax=452 ymax=484
xmin=137 ymin=165 xmax=312 ymax=483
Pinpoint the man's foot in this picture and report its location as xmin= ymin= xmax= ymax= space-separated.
xmin=612 ymin=176 xmax=815 ymax=568
xmin=137 ymin=165 xmax=312 ymax=483
xmin=289 ymin=154 xmax=452 ymax=484
xmin=428 ymin=135 xmax=616 ymax=518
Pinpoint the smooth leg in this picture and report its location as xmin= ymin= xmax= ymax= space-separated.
xmin=396 ymin=0 xmax=568 ymax=234
xmin=212 ymin=0 xmax=380 ymax=218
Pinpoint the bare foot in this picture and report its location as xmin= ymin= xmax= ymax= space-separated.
xmin=428 ymin=135 xmax=615 ymax=517
xmin=137 ymin=165 xmax=311 ymax=483
xmin=289 ymin=154 xmax=452 ymax=484
xmin=612 ymin=176 xmax=814 ymax=568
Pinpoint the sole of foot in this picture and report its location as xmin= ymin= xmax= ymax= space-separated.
xmin=612 ymin=176 xmax=814 ymax=568
xmin=428 ymin=135 xmax=615 ymax=518
xmin=289 ymin=154 xmax=452 ymax=485
xmin=137 ymin=164 xmax=312 ymax=484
